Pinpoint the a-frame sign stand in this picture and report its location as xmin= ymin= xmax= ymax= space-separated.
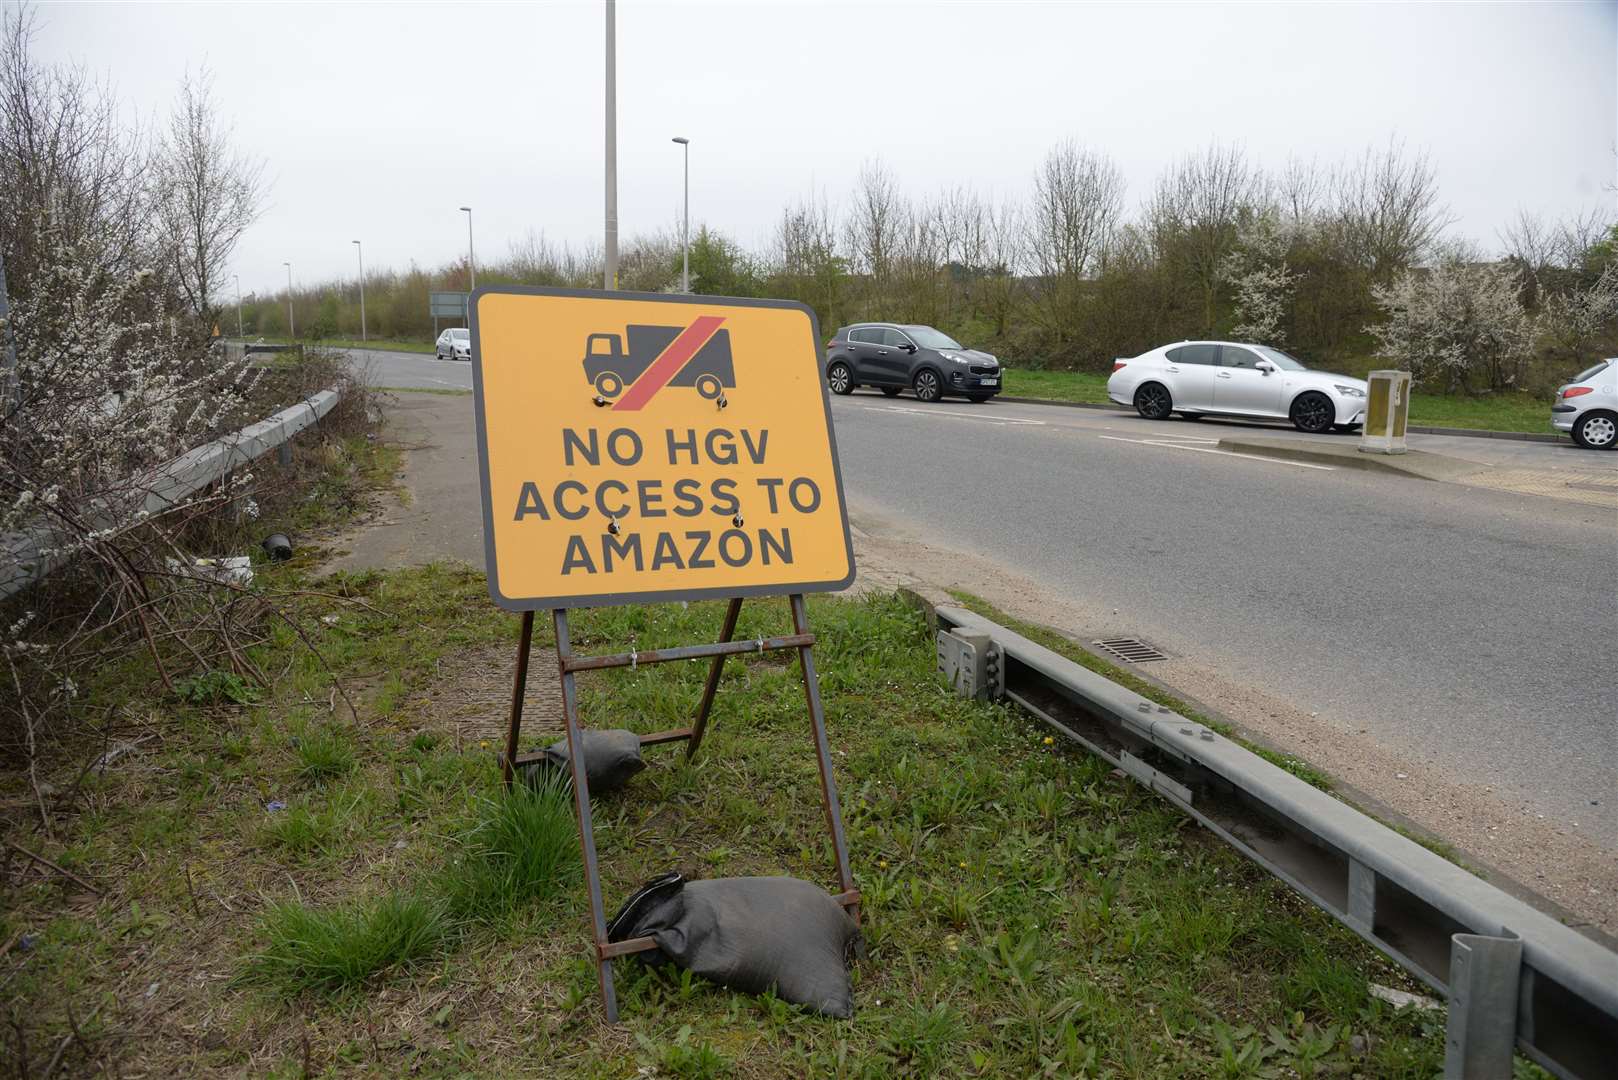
xmin=500 ymin=594 xmax=859 ymax=1021
xmin=469 ymin=287 xmax=863 ymax=1023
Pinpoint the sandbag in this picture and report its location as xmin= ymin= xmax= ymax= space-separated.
xmin=608 ymin=872 xmax=859 ymax=1017
xmin=523 ymin=728 xmax=644 ymax=793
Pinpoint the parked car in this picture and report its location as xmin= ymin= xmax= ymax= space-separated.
xmin=1552 ymin=357 xmax=1618 ymax=449
xmin=823 ymin=323 xmax=1002 ymax=403
xmin=435 ymin=327 xmax=471 ymax=361
xmin=1107 ymin=341 xmax=1368 ymax=434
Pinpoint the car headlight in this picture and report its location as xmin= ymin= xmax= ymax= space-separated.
xmin=1333 ymin=384 xmax=1365 ymax=398
xmin=939 ymin=351 xmax=971 ymax=364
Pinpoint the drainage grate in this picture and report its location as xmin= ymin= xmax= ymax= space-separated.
xmin=1093 ymin=637 xmax=1167 ymax=664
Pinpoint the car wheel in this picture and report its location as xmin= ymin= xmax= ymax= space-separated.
xmin=880 ymin=387 xmax=901 ymax=397
xmin=826 ymin=362 xmax=853 ymax=395
xmin=435 ymin=352 xmax=444 ymax=361
xmin=914 ymin=369 xmax=942 ymax=403
xmin=1572 ymin=410 xmax=1618 ymax=450
xmin=1133 ymin=382 xmax=1172 ymax=420
xmin=1290 ymin=391 xmax=1334 ymax=434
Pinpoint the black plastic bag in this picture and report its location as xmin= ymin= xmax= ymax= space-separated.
xmin=523 ymin=728 xmax=644 ymax=793
xmin=608 ymin=872 xmax=859 ymax=1017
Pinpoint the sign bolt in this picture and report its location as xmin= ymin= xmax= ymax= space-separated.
xmin=716 ymin=393 xmax=728 ymax=410
xmin=593 ymin=395 xmax=611 ymax=408
xmin=607 ymin=516 xmax=621 ymax=536
xmin=732 ymin=512 xmax=744 ymax=528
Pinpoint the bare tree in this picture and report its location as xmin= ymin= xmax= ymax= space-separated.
xmin=1331 ymin=139 xmax=1449 ymax=277
xmin=153 ymin=68 xmax=265 ymax=321
xmin=771 ymin=191 xmax=846 ymax=327
xmin=0 ymin=6 xmax=148 ymax=289
xmin=1279 ymin=156 xmax=1325 ymax=224
xmin=846 ymin=159 xmax=902 ymax=306
xmin=1024 ymin=141 xmax=1125 ymax=343
xmin=1146 ymin=142 xmax=1264 ymax=334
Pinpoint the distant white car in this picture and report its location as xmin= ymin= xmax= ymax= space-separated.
xmin=1107 ymin=341 xmax=1368 ymax=434
xmin=435 ymin=327 xmax=471 ymax=361
xmin=1552 ymin=358 xmax=1617 ymax=450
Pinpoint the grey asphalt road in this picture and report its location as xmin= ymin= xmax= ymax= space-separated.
xmin=354 ymin=346 xmax=1617 ymax=836
xmin=828 ymin=390 xmax=1617 ymax=839
xmin=347 ymin=345 xmax=474 ymax=391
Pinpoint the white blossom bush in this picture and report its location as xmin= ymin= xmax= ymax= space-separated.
xmin=1220 ymin=212 xmax=1299 ymax=345
xmin=1 ymin=229 xmax=259 ymax=802
xmin=1367 ymin=258 xmax=1535 ymax=393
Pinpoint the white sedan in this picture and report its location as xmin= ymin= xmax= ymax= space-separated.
xmin=1107 ymin=341 xmax=1368 ymax=434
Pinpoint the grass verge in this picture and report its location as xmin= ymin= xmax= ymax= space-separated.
xmin=0 ymin=563 xmax=1488 ymax=1076
xmin=1002 ymin=369 xmax=1557 ymax=434
xmin=253 ymin=335 xmax=436 ymax=354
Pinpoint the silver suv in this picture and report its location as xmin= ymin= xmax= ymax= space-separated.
xmin=1552 ymin=357 xmax=1618 ymax=449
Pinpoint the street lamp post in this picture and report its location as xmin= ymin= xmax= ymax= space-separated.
xmin=233 ymin=274 xmax=244 ymax=337
xmin=283 ymin=261 xmax=295 ymax=338
xmin=352 ymin=240 xmax=367 ymax=344
xmin=672 ymin=137 xmax=690 ymax=293
xmin=604 ymin=0 xmax=617 ymax=291
xmin=459 ymin=207 xmax=476 ymax=293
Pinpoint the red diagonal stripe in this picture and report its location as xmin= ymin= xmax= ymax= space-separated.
xmin=612 ymin=315 xmax=726 ymax=411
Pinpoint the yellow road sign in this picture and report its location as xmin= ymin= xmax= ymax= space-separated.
xmin=470 ymin=287 xmax=855 ymax=610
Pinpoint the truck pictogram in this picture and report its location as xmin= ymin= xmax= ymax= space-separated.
xmin=583 ymin=322 xmax=735 ymax=402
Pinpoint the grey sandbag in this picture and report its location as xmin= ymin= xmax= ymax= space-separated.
xmin=608 ymin=872 xmax=859 ymax=1017
xmin=524 ymin=728 xmax=644 ymax=793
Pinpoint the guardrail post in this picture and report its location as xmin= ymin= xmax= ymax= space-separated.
xmin=1347 ymin=859 xmax=1376 ymax=934
xmin=1444 ymin=930 xmax=1521 ymax=1079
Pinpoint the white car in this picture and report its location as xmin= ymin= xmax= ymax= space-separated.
xmin=1552 ymin=358 xmax=1617 ymax=450
xmin=435 ymin=327 xmax=471 ymax=361
xmin=1107 ymin=341 xmax=1368 ymax=434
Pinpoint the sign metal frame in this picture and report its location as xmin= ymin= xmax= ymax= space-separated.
xmin=470 ymin=286 xmax=861 ymax=1023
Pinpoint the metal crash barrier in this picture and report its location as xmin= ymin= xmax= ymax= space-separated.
xmin=932 ymin=605 xmax=1617 ymax=1080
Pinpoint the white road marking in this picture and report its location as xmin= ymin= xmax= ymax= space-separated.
xmin=875 ymin=405 xmax=1046 ymax=427
xmin=1096 ymin=434 xmax=1336 ymax=470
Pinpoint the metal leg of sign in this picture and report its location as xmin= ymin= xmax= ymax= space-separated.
xmin=790 ymin=594 xmax=860 ymax=922
xmin=552 ymin=608 xmax=621 ymax=1022
xmin=500 ymin=611 xmax=536 ymax=789
xmin=686 ymin=597 xmax=743 ymax=762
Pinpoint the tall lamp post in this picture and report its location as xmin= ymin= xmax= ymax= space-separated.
xmin=233 ymin=274 xmax=244 ymax=337
xmin=459 ymin=206 xmax=476 ymax=293
xmin=352 ymin=240 xmax=367 ymax=344
xmin=672 ymin=136 xmax=690 ymax=292
xmin=283 ymin=261 xmax=295 ymax=338
xmin=604 ymin=0 xmax=617 ymax=291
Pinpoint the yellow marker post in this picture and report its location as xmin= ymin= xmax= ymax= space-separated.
xmin=470 ymin=287 xmax=860 ymax=1023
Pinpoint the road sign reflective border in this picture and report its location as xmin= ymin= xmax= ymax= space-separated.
xmin=470 ymin=286 xmax=856 ymax=610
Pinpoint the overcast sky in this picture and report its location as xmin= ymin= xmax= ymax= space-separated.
xmin=34 ymin=1 xmax=1618 ymax=299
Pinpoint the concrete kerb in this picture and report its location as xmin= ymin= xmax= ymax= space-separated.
xmin=1212 ymin=436 xmax=1487 ymax=482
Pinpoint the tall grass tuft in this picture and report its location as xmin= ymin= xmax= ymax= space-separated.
xmin=243 ymin=891 xmax=446 ymax=993
xmin=440 ymin=773 xmax=579 ymax=923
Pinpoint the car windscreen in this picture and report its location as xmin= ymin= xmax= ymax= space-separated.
xmin=1255 ymin=346 xmax=1306 ymax=371
xmin=1571 ymin=360 xmax=1613 ymax=383
xmin=904 ymin=326 xmax=962 ymax=350
xmin=450 ymin=329 xmax=469 ymax=339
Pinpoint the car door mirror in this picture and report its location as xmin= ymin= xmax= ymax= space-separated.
xmin=1255 ymin=360 xmax=1274 ymax=375
xmin=901 ymin=343 xmax=917 ymax=354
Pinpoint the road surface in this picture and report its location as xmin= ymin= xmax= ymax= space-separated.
xmin=350 ymin=346 xmax=1617 ymax=839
